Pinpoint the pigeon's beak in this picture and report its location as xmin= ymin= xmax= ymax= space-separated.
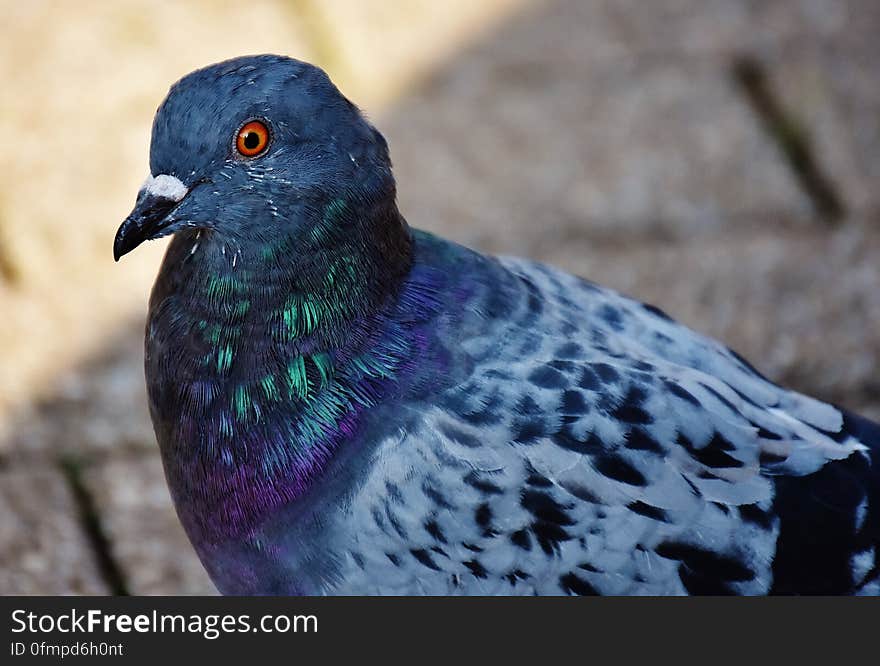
xmin=113 ymin=174 xmax=190 ymax=261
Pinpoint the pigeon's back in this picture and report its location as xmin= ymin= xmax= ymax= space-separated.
xmin=217 ymin=232 xmax=879 ymax=595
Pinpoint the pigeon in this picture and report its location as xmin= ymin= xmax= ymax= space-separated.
xmin=114 ymin=55 xmax=879 ymax=595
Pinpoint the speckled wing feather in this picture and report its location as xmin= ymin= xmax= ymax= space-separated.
xmin=282 ymin=249 xmax=878 ymax=595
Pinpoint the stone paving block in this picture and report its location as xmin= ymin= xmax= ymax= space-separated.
xmin=396 ymin=1 xmax=878 ymax=87
xmin=325 ymin=0 xmax=878 ymax=98
xmin=309 ymin=0 xmax=530 ymax=108
xmin=384 ymin=53 xmax=810 ymax=256
xmin=764 ymin=45 xmax=880 ymax=215
xmin=539 ymin=219 xmax=880 ymax=421
xmin=84 ymin=455 xmax=216 ymax=595
xmin=752 ymin=1 xmax=880 ymax=56
xmin=2 ymin=323 xmax=155 ymax=458
xmin=452 ymin=0 xmax=751 ymax=65
xmin=0 ymin=466 xmax=108 ymax=594
xmin=588 ymin=0 xmax=880 ymax=60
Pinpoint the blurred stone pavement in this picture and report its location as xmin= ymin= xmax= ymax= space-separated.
xmin=0 ymin=0 xmax=878 ymax=594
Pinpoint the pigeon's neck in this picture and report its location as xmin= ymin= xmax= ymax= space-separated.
xmin=147 ymin=200 xmax=447 ymax=544
xmin=160 ymin=195 xmax=415 ymax=351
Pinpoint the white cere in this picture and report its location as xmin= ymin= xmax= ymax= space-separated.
xmin=141 ymin=174 xmax=188 ymax=202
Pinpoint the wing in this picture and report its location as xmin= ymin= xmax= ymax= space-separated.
xmin=344 ymin=255 xmax=878 ymax=595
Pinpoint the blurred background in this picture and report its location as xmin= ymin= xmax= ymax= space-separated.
xmin=0 ymin=0 xmax=878 ymax=594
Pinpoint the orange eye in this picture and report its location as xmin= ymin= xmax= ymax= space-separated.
xmin=236 ymin=120 xmax=270 ymax=157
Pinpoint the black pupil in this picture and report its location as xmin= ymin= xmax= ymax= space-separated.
xmin=243 ymin=131 xmax=261 ymax=150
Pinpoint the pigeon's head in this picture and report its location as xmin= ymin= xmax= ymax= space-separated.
xmin=114 ymin=55 xmax=394 ymax=261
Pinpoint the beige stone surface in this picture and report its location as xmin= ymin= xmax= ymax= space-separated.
xmin=4 ymin=324 xmax=154 ymax=458
xmin=387 ymin=55 xmax=810 ymax=255
xmin=84 ymin=455 xmax=216 ymax=595
xmin=766 ymin=45 xmax=880 ymax=215
xmin=0 ymin=467 xmax=108 ymax=594
xmin=754 ymin=1 xmax=880 ymax=55
xmin=307 ymin=0 xmax=532 ymax=108
xmin=403 ymin=1 xmax=877 ymax=77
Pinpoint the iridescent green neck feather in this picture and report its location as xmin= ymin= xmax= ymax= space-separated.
xmin=145 ymin=189 xmax=435 ymax=542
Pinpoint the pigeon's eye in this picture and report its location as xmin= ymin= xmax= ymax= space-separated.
xmin=235 ymin=120 xmax=270 ymax=157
